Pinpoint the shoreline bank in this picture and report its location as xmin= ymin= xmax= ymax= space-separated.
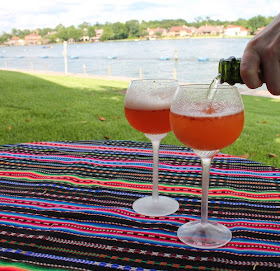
xmin=1 ymin=67 xmax=279 ymax=100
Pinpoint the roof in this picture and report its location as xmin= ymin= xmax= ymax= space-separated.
xmin=225 ymin=25 xmax=248 ymax=31
xmin=169 ymin=25 xmax=187 ymax=32
xmin=147 ymin=27 xmax=166 ymax=31
xmin=25 ymin=33 xmax=41 ymax=37
xmin=25 ymin=33 xmax=42 ymax=39
xmin=197 ymin=25 xmax=223 ymax=32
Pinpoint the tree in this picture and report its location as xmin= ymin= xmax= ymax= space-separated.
xmin=67 ymin=26 xmax=83 ymax=40
xmin=141 ymin=31 xmax=148 ymax=37
xmin=101 ymin=25 xmax=114 ymax=41
xmin=234 ymin=18 xmax=249 ymax=29
xmin=78 ymin=22 xmax=91 ymax=29
xmin=17 ymin=29 xmax=31 ymax=39
xmin=0 ymin=32 xmax=11 ymax=43
xmin=112 ymin=22 xmax=128 ymax=39
xmin=39 ymin=28 xmax=53 ymax=37
xmin=57 ymin=25 xmax=82 ymax=41
xmin=248 ymin=15 xmax=267 ymax=34
xmin=11 ymin=28 xmax=19 ymax=37
xmin=55 ymin=24 xmax=65 ymax=32
xmin=48 ymin=33 xmax=58 ymax=43
xmin=193 ymin=17 xmax=204 ymax=27
xmin=160 ymin=19 xmax=187 ymax=28
xmin=57 ymin=28 xmax=68 ymax=41
xmin=88 ymin=26 xmax=96 ymax=37
xmin=155 ymin=31 xmax=162 ymax=37
xmin=125 ymin=20 xmax=140 ymax=38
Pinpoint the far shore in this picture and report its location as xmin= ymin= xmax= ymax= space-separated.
xmin=0 ymin=35 xmax=254 ymax=47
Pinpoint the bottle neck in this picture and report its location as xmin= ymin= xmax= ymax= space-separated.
xmin=219 ymin=56 xmax=244 ymax=85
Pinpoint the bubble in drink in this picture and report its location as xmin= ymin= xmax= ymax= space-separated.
xmin=170 ymin=109 xmax=244 ymax=150
xmin=124 ymin=106 xmax=171 ymax=134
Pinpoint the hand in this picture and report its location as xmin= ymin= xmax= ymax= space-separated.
xmin=241 ymin=13 xmax=280 ymax=95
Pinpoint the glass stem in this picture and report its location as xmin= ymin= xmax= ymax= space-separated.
xmin=145 ymin=133 xmax=167 ymax=201
xmin=151 ymin=139 xmax=160 ymax=200
xmin=200 ymin=157 xmax=212 ymax=225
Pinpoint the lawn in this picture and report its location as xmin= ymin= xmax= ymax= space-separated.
xmin=0 ymin=70 xmax=279 ymax=167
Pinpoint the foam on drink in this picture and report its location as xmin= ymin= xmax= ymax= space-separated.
xmin=171 ymin=100 xmax=243 ymax=118
xmin=124 ymin=91 xmax=171 ymax=110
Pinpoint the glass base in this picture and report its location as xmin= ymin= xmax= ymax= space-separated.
xmin=177 ymin=220 xmax=232 ymax=248
xmin=133 ymin=196 xmax=179 ymax=216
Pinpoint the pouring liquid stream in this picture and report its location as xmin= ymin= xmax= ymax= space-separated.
xmin=205 ymin=75 xmax=221 ymax=113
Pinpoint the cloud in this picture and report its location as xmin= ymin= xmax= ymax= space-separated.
xmin=127 ymin=1 xmax=166 ymax=11
xmin=0 ymin=0 xmax=278 ymax=33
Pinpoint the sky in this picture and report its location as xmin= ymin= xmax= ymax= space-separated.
xmin=1 ymin=0 xmax=279 ymax=33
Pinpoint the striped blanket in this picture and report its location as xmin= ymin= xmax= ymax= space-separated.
xmin=0 ymin=140 xmax=279 ymax=271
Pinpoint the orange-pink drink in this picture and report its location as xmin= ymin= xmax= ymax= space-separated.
xmin=125 ymin=107 xmax=171 ymax=134
xmin=170 ymin=106 xmax=244 ymax=150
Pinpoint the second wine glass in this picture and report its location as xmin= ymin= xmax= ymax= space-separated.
xmin=124 ymin=79 xmax=179 ymax=216
xmin=170 ymin=84 xmax=244 ymax=248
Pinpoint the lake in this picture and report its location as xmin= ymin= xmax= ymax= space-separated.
xmin=0 ymin=38 xmax=256 ymax=86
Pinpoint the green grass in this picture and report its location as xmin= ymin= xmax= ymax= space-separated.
xmin=0 ymin=70 xmax=279 ymax=167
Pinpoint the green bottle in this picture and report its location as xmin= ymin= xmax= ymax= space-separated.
xmin=218 ymin=56 xmax=244 ymax=85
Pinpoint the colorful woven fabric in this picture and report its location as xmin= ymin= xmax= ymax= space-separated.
xmin=0 ymin=140 xmax=279 ymax=271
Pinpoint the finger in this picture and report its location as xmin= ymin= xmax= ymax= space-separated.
xmin=263 ymin=59 xmax=280 ymax=95
xmin=240 ymin=48 xmax=263 ymax=89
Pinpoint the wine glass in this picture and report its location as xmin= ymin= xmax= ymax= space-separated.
xmin=124 ymin=79 xmax=180 ymax=216
xmin=170 ymin=84 xmax=244 ymax=248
